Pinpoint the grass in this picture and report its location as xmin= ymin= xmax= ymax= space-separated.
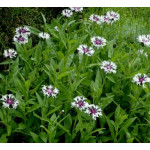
xmin=0 ymin=7 xmax=150 ymax=143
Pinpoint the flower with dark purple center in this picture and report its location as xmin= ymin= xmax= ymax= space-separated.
xmin=89 ymin=14 xmax=104 ymax=24
xmin=77 ymin=44 xmax=95 ymax=56
xmin=93 ymin=16 xmax=99 ymax=21
xmin=0 ymin=94 xmax=19 ymax=109
xmin=100 ymin=61 xmax=117 ymax=74
xmin=95 ymin=40 xmax=102 ymax=45
xmin=77 ymin=101 xmax=84 ymax=107
xmin=71 ymin=96 xmax=89 ymax=111
xmin=19 ymin=29 xmax=27 ymax=33
xmin=132 ymin=73 xmax=150 ymax=88
xmin=42 ymin=85 xmax=59 ymax=98
xmin=84 ymin=104 xmax=102 ymax=120
xmin=13 ymin=34 xmax=28 ymax=44
xmin=106 ymin=65 xmax=112 ymax=70
xmin=90 ymin=108 xmax=97 ymax=114
xmin=15 ymin=26 xmax=31 ymax=37
xmin=3 ymin=49 xmax=17 ymax=58
xmin=6 ymin=99 xmax=14 ymax=105
xmin=137 ymin=35 xmax=150 ymax=47
xmin=105 ymin=11 xmax=120 ymax=24
xmin=62 ymin=9 xmax=73 ymax=17
xmin=18 ymin=36 xmax=25 ymax=41
xmin=139 ymin=77 xmax=145 ymax=83
xmin=91 ymin=36 xmax=106 ymax=48
xmin=70 ymin=7 xmax=83 ymax=12
xmin=83 ymin=48 xmax=89 ymax=53
xmin=47 ymin=89 xmax=53 ymax=95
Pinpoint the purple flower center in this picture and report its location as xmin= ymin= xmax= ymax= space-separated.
xmin=8 ymin=52 xmax=12 ymax=57
xmin=77 ymin=101 xmax=84 ymax=107
xmin=110 ymin=14 xmax=117 ymax=18
xmin=18 ymin=37 xmax=25 ymax=41
xmin=106 ymin=65 xmax=112 ymax=69
xmin=90 ymin=108 xmax=97 ymax=114
xmin=83 ymin=48 xmax=89 ymax=53
xmin=74 ymin=7 xmax=80 ymax=10
xmin=139 ymin=77 xmax=145 ymax=83
xmin=47 ymin=89 xmax=53 ymax=95
xmin=142 ymin=39 xmax=148 ymax=42
xmin=19 ymin=29 xmax=27 ymax=34
xmin=6 ymin=99 xmax=14 ymax=105
xmin=93 ymin=16 xmax=99 ymax=21
xmin=95 ymin=40 xmax=102 ymax=45
xmin=104 ymin=17 xmax=109 ymax=21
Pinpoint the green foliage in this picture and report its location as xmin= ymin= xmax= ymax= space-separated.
xmin=0 ymin=7 xmax=150 ymax=143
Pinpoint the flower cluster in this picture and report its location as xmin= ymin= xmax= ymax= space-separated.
xmin=71 ymin=96 xmax=102 ymax=120
xmin=62 ymin=7 xmax=83 ymax=18
xmin=100 ymin=61 xmax=117 ymax=74
xmin=70 ymin=7 xmax=83 ymax=12
xmin=89 ymin=11 xmax=120 ymax=25
xmin=91 ymin=36 xmax=106 ymax=48
xmin=137 ymin=35 xmax=150 ymax=46
xmin=38 ymin=32 xmax=50 ymax=39
xmin=42 ymin=85 xmax=59 ymax=98
xmin=3 ymin=49 xmax=17 ymax=59
xmin=13 ymin=26 xmax=31 ymax=44
xmin=103 ymin=11 xmax=120 ymax=24
xmin=77 ymin=44 xmax=95 ymax=56
xmin=89 ymin=14 xmax=104 ymax=24
xmin=132 ymin=73 xmax=150 ymax=88
xmin=0 ymin=94 xmax=19 ymax=109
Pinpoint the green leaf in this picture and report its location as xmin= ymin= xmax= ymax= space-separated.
xmin=28 ymin=26 xmax=41 ymax=35
xmin=120 ymin=117 xmax=136 ymax=131
xmin=106 ymin=75 xmax=116 ymax=83
xmin=36 ymin=92 xmax=43 ymax=106
xmin=41 ymin=13 xmax=46 ymax=24
xmin=47 ymin=105 xmax=62 ymax=117
xmin=39 ymin=132 xmax=47 ymax=143
xmin=27 ymin=103 xmax=40 ymax=113
xmin=30 ymin=132 xmax=41 ymax=143
xmin=0 ymin=134 xmax=8 ymax=143
xmin=106 ymin=116 xmax=115 ymax=141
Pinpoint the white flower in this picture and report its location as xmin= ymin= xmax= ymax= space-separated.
xmin=62 ymin=9 xmax=73 ymax=18
xmin=70 ymin=7 xmax=83 ymax=12
xmin=0 ymin=94 xmax=19 ymax=109
xmin=100 ymin=61 xmax=117 ymax=74
xmin=137 ymin=35 xmax=150 ymax=47
xmin=38 ymin=32 xmax=50 ymax=39
xmin=42 ymin=85 xmax=59 ymax=98
xmin=137 ymin=50 xmax=148 ymax=58
xmin=89 ymin=14 xmax=104 ymax=24
xmin=101 ymin=11 xmax=120 ymax=24
xmin=71 ymin=96 xmax=89 ymax=111
xmin=102 ymin=15 xmax=112 ymax=24
xmin=84 ymin=104 xmax=102 ymax=120
xmin=54 ymin=26 xmax=59 ymax=32
xmin=3 ymin=49 xmax=17 ymax=58
xmin=15 ymin=26 xmax=31 ymax=37
xmin=77 ymin=44 xmax=95 ymax=56
xmin=132 ymin=73 xmax=150 ymax=88
xmin=106 ymin=11 xmax=120 ymax=23
xmin=91 ymin=36 xmax=106 ymax=48
xmin=13 ymin=34 xmax=28 ymax=44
